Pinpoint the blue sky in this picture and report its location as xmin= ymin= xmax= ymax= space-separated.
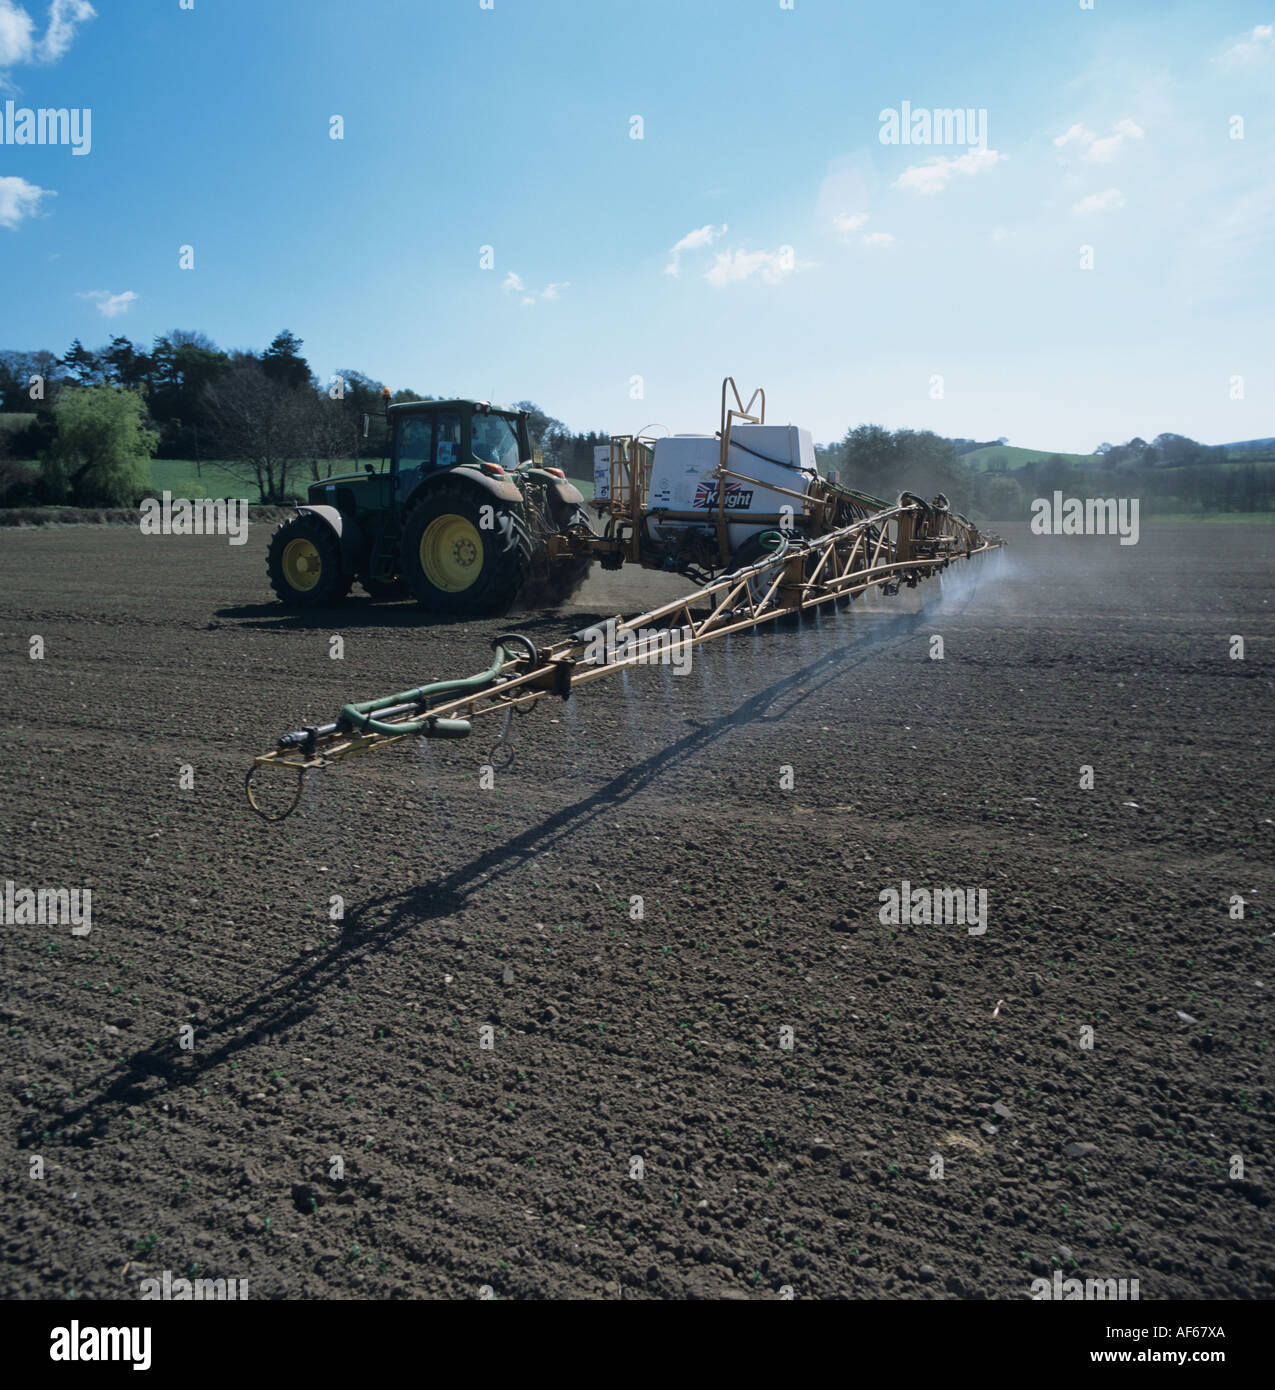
xmin=1 ymin=0 xmax=1271 ymax=450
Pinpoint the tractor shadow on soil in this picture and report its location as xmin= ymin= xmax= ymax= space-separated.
xmin=21 ymin=602 xmax=939 ymax=1150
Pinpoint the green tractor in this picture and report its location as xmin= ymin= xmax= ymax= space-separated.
xmin=266 ymin=397 xmax=594 ymax=614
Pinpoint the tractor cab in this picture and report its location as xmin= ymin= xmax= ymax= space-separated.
xmin=388 ymin=399 xmax=533 ymax=507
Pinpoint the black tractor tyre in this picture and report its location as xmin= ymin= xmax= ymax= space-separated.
xmin=514 ymin=504 xmax=596 ymax=609
xmin=267 ymin=512 xmax=352 ymax=607
xmin=546 ymin=505 xmax=595 ymax=604
xmin=400 ymin=480 xmax=532 ymax=615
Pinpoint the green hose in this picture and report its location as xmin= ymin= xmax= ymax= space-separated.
xmin=339 ymin=645 xmax=513 ymax=738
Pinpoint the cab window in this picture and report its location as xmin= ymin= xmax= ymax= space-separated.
xmin=472 ymin=413 xmax=521 ymax=470
xmin=396 ymin=415 xmax=435 ymax=500
xmin=398 ymin=416 xmax=432 ymax=469
xmin=435 ymin=411 xmax=461 ymax=468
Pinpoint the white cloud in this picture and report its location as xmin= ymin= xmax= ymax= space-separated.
xmin=832 ymin=211 xmax=869 ymax=238
xmin=704 ymin=245 xmax=813 ymax=287
xmin=663 ymin=222 xmax=726 ymax=276
xmin=0 ymin=2 xmax=35 ymax=66
xmin=1053 ymin=122 xmax=1094 ymax=150
xmin=0 ymin=0 xmax=94 ymax=71
xmin=77 ymin=288 xmax=137 ymax=317
xmin=0 ymin=172 xmax=52 ymax=227
xmin=1220 ymin=22 xmax=1274 ymax=66
xmin=1089 ymin=118 xmax=1144 ymax=161
xmin=37 ymin=0 xmax=94 ymax=62
xmin=893 ymin=147 xmax=1006 ymax=195
xmin=504 ymin=271 xmax=569 ymax=306
xmin=1054 ymin=117 xmax=1144 ymax=162
xmin=830 ymin=211 xmax=892 ymax=246
xmin=816 ymin=151 xmax=879 ymax=239
xmin=1072 ymin=188 xmax=1125 ymax=216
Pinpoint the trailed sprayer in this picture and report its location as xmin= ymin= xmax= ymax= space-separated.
xmin=247 ymin=379 xmax=1002 ymax=819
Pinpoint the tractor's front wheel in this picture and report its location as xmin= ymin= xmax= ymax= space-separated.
xmin=267 ymin=513 xmax=352 ymax=607
xmin=400 ymin=482 xmax=531 ymax=615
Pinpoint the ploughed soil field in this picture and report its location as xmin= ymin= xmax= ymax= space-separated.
xmin=0 ymin=520 xmax=1271 ymax=1300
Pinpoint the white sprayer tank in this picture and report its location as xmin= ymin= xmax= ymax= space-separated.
xmin=593 ymin=444 xmax=614 ymax=500
xmin=645 ymin=423 xmax=818 ymax=552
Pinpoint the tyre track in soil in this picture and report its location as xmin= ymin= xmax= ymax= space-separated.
xmin=0 ymin=521 xmax=1271 ymax=1299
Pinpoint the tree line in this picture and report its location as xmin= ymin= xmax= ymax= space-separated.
xmin=0 ymin=332 xmax=1269 ymax=516
xmin=818 ymin=427 xmax=1272 ymax=519
xmin=0 ymin=330 xmax=608 ymax=507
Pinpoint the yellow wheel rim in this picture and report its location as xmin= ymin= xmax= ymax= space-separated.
xmin=421 ymin=514 xmax=483 ymax=592
xmin=282 ymin=537 xmax=323 ymax=592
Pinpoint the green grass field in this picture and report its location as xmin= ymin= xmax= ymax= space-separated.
xmin=961 ymin=444 xmax=1098 ymax=472
xmin=9 ymin=456 xmax=1271 ymax=523
xmin=964 ymin=443 xmax=1275 ymax=475
xmin=147 ymin=459 xmax=597 ymax=503
xmin=147 ymin=458 xmax=264 ymax=499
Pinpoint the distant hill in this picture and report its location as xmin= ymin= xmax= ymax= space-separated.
xmin=961 ymin=444 xmax=1097 ymax=473
xmin=963 ymin=438 xmax=1275 ymax=471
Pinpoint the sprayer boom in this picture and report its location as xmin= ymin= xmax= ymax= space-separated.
xmin=246 ymin=498 xmax=1002 ymax=821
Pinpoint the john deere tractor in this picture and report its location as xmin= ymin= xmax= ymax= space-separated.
xmin=266 ymin=397 xmax=593 ymax=614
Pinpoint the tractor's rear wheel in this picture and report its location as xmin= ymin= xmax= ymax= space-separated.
xmin=267 ymin=513 xmax=352 ymax=607
xmin=400 ymin=481 xmax=531 ymax=615
xmin=545 ymin=505 xmax=595 ymax=604
xmin=513 ymin=503 xmax=597 ymax=609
